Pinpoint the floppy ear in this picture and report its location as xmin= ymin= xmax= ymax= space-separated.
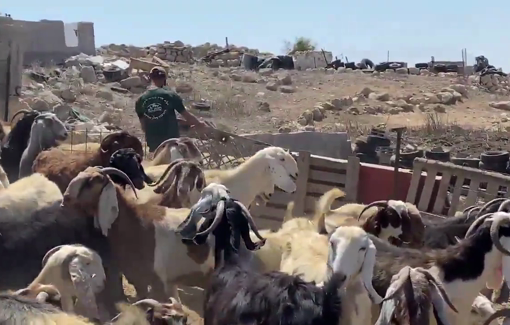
xmin=96 ymin=182 xmax=119 ymax=236
xmin=68 ymin=254 xmax=101 ymax=321
xmin=361 ymin=239 xmax=383 ymax=304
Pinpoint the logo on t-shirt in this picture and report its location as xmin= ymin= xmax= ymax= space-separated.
xmin=142 ymin=96 xmax=169 ymax=120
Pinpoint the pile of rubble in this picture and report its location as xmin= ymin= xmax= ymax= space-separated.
xmin=469 ymin=73 xmax=510 ymax=95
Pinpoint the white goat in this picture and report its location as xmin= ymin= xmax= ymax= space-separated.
xmin=145 ymin=146 xmax=299 ymax=208
xmin=15 ymin=244 xmax=106 ymax=320
xmin=19 ymin=113 xmax=68 ymax=178
xmin=279 ymin=226 xmax=383 ymax=325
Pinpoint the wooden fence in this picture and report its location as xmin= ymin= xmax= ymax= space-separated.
xmin=251 ymin=152 xmax=361 ymax=230
xmin=407 ymin=158 xmax=510 ymax=217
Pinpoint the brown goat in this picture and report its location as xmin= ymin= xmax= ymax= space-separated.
xmin=14 ymin=283 xmax=64 ymax=309
xmin=60 ymin=166 xmax=206 ymax=303
xmin=32 ymin=131 xmax=144 ymax=192
xmin=146 ymin=137 xmax=203 ymax=167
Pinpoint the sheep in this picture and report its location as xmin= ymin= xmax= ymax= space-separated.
xmin=13 ymin=244 xmax=106 ymax=321
xmin=279 ymin=226 xmax=383 ymax=325
xmin=375 ymin=265 xmax=458 ymax=325
xmin=143 ymin=137 xmax=203 ymax=167
xmin=19 ymin=112 xmax=68 ymax=178
xmin=181 ymin=196 xmax=345 ymax=325
xmin=1 ymin=109 xmax=40 ymax=182
xmin=145 ymin=146 xmax=299 ymax=208
xmin=367 ymin=211 xmax=510 ymax=325
xmin=32 ymin=130 xmax=144 ymax=192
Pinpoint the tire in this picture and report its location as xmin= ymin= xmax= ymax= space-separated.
xmin=366 ymin=135 xmax=391 ymax=148
xmin=425 ymin=150 xmax=451 ymax=162
xmin=388 ymin=62 xmax=403 ymax=69
xmin=360 ymin=58 xmax=374 ymax=69
xmin=433 ymin=64 xmax=447 ymax=73
xmin=345 ymin=62 xmax=356 ymax=70
xmin=375 ymin=62 xmax=390 ymax=72
xmin=480 ymin=151 xmax=510 ymax=164
xmin=451 ymin=157 xmax=480 ymax=168
xmin=400 ymin=150 xmax=423 ymax=160
xmin=356 ymin=152 xmax=379 ymax=164
xmin=445 ymin=64 xmax=459 ymax=72
xmin=415 ymin=63 xmax=429 ymax=69
xmin=479 ymin=161 xmax=507 ymax=173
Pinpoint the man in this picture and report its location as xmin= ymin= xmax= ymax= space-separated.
xmin=135 ymin=66 xmax=208 ymax=153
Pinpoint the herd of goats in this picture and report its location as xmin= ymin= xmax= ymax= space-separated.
xmin=4 ymin=109 xmax=510 ymax=325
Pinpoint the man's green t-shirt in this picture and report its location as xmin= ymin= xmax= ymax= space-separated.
xmin=135 ymin=87 xmax=185 ymax=152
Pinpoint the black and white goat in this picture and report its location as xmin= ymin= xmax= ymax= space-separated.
xmin=109 ymin=148 xmax=153 ymax=189
xmin=369 ymin=211 xmax=510 ymax=325
xmin=178 ymin=185 xmax=345 ymax=325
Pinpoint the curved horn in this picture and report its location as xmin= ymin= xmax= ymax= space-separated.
xmin=235 ymin=201 xmax=265 ymax=241
xmin=109 ymin=299 xmax=161 ymax=323
xmin=153 ymin=138 xmax=180 ymax=158
xmin=10 ymin=109 xmax=36 ymax=122
xmin=463 ymin=205 xmax=478 ymax=213
xmin=414 ymin=268 xmax=458 ymax=313
xmin=100 ymin=132 xmax=119 ymax=153
xmin=498 ymin=199 xmax=510 ymax=213
xmin=380 ymin=266 xmax=411 ymax=303
xmin=41 ymin=245 xmax=65 ymax=268
xmin=149 ymin=159 xmax=184 ymax=187
xmin=35 ymin=292 xmax=50 ymax=303
xmin=358 ymin=201 xmax=388 ymax=221
xmin=100 ymin=167 xmax=138 ymax=198
xmin=490 ymin=213 xmax=510 ymax=256
xmin=481 ymin=308 xmax=510 ymax=325
xmin=195 ymin=200 xmax=226 ymax=237
xmin=465 ymin=213 xmax=494 ymax=238
xmin=466 ymin=207 xmax=482 ymax=221
xmin=477 ymin=198 xmax=508 ymax=218
xmin=152 ymin=163 xmax=182 ymax=194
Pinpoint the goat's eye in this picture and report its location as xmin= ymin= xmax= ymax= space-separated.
xmin=279 ymin=157 xmax=285 ymax=162
xmin=359 ymin=247 xmax=366 ymax=252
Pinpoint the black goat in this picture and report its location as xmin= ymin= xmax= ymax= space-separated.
xmin=109 ymin=148 xmax=153 ymax=189
xmin=1 ymin=109 xmax=40 ymax=183
xmin=179 ymin=195 xmax=345 ymax=325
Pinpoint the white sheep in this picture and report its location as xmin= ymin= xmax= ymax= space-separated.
xmin=15 ymin=244 xmax=106 ymax=321
xmin=145 ymin=146 xmax=299 ymax=208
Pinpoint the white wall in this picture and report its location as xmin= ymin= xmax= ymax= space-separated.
xmin=64 ymin=22 xmax=79 ymax=47
xmin=293 ymin=50 xmax=333 ymax=70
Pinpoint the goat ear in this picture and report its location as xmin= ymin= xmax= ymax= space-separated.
xmin=375 ymin=299 xmax=396 ymax=325
xmin=96 ymin=181 xmax=119 ymax=236
xmin=361 ymin=239 xmax=383 ymax=304
xmin=68 ymin=254 xmax=101 ymax=320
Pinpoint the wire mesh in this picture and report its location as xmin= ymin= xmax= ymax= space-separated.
xmin=58 ymin=127 xmax=272 ymax=169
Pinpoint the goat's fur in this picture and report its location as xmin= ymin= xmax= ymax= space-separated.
xmin=33 ymin=131 xmax=144 ymax=192
xmin=143 ymin=137 xmax=203 ymax=167
xmin=145 ymin=146 xmax=299 ymax=208
xmin=375 ymin=265 xmax=458 ymax=325
xmin=109 ymin=148 xmax=153 ymax=190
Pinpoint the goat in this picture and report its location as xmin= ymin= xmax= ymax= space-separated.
xmin=143 ymin=137 xmax=203 ymax=167
xmin=32 ymin=130 xmax=144 ymax=192
xmin=19 ymin=112 xmax=68 ymax=178
xmin=181 ymin=195 xmax=345 ymax=325
xmin=1 ymin=109 xmax=40 ymax=182
xmin=146 ymin=146 xmax=298 ymax=208
xmin=368 ymin=211 xmax=510 ymax=325
xmin=375 ymin=265 xmax=458 ymax=325
xmin=0 ymin=164 xmax=9 ymax=189
xmin=279 ymin=226 xmax=382 ymax=325
xmin=13 ymin=244 xmax=106 ymax=321
xmin=109 ymin=148 xmax=154 ymax=189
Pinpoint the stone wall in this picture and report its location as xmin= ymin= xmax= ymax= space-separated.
xmin=150 ymin=42 xmax=194 ymax=63
xmin=0 ymin=16 xmax=95 ymax=65
xmin=207 ymin=51 xmax=242 ymax=67
xmin=294 ymin=50 xmax=333 ymax=70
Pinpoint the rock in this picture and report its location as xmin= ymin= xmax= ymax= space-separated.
xmin=319 ymin=102 xmax=336 ymax=110
xmin=278 ymin=125 xmax=292 ymax=133
xmin=259 ymin=68 xmax=273 ymax=76
xmin=257 ymin=101 xmax=271 ymax=112
xmin=312 ymin=107 xmax=324 ymax=121
xmin=279 ymin=86 xmax=295 ymax=93
xmin=29 ymin=98 xmax=50 ymax=111
xmin=430 ymin=104 xmax=447 ymax=113
xmin=52 ymin=103 xmax=72 ymax=120
xmin=450 ymin=84 xmax=469 ymax=97
xmin=423 ymin=93 xmax=440 ymax=104
xmin=175 ymin=80 xmax=193 ymax=93
xmin=395 ymin=68 xmax=408 ymax=74
xmin=298 ymin=110 xmax=314 ymax=126
xmin=80 ymin=66 xmax=97 ymax=83
xmin=279 ymin=74 xmax=292 ymax=85
xmin=369 ymin=92 xmax=391 ymax=101
xmin=28 ymin=91 xmax=62 ymax=111
xmin=120 ymin=76 xmax=142 ymax=89
xmin=347 ymin=107 xmax=360 ymax=115
xmin=97 ymin=112 xmax=113 ymax=124
xmin=266 ymin=82 xmax=278 ymax=91
xmin=60 ymin=88 xmax=77 ymax=102
xmin=408 ymin=67 xmax=420 ymax=75
xmin=359 ymin=87 xmax=373 ymax=97
xmin=331 ymin=96 xmax=353 ymax=110
xmin=111 ymin=86 xmax=129 ymax=94
xmin=303 ymin=125 xmax=315 ymax=131
xmin=489 ymin=101 xmax=510 ymax=111
xmin=241 ymin=73 xmax=257 ymax=83
xmin=388 ymin=107 xmax=402 ymax=115
xmin=436 ymin=92 xmax=456 ymax=105
xmin=96 ymin=90 xmax=114 ymax=101
xmin=230 ymin=74 xmax=242 ymax=81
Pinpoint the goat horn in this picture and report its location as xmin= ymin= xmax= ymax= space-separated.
xmin=358 ymin=201 xmax=388 ymax=221
xmin=463 ymin=205 xmax=478 ymax=213
xmin=481 ymin=308 xmax=510 ymax=325
xmin=153 ymin=138 xmax=180 ymax=158
xmin=465 ymin=213 xmax=494 ymax=238
xmin=35 ymin=292 xmax=49 ymax=303
xmin=380 ymin=266 xmax=412 ymax=303
xmin=236 ymin=201 xmax=265 ymax=241
xmin=498 ymin=199 xmax=510 ymax=213
xmin=490 ymin=213 xmax=510 ymax=256
xmin=99 ymin=132 xmax=119 ymax=153
xmin=466 ymin=207 xmax=482 ymax=221
xmin=477 ymin=198 xmax=507 ymax=218
xmin=100 ymin=167 xmax=138 ymax=199
xmin=10 ymin=109 xmax=36 ymax=122
xmin=414 ymin=267 xmax=458 ymax=313
xmin=149 ymin=159 xmax=183 ymax=187
xmin=109 ymin=299 xmax=161 ymax=323
xmin=195 ymin=200 xmax=226 ymax=237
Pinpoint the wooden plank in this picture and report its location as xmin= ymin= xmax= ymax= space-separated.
xmin=267 ymin=191 xmax=293 ymax=206
xmin=448 ymin=175 xmax=465 ymax=216
xmin=292 ymin=151 xmax=311 ymax=215
xmin=418 ymin=166 xmax=438 ymax=211
xmin=308 ymin=170 xmax=346 ymax=184
xmin=486 ymin=181 xmax=501 ymax=200
xmin=345 ymin=156 xmax=360 ymax=202
xmin=406 ymin=165 xmax=424 ymax=204
xmin=465 ymin=178 xmax=481 ymax=206
xmin=309 ymin=155 xmax=349 ymax=170
xmin=432 ymin=170 xmax=452 ymax=214
xmin=307 ymin=182 xmax=341 ymax=195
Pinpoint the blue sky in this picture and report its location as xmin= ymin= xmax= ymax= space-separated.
xmin=4 ymin=0 xmax=509 ymax=70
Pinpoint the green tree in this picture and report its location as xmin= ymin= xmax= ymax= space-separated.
xmin=283 ymin=37 xmax=316 ymax=54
